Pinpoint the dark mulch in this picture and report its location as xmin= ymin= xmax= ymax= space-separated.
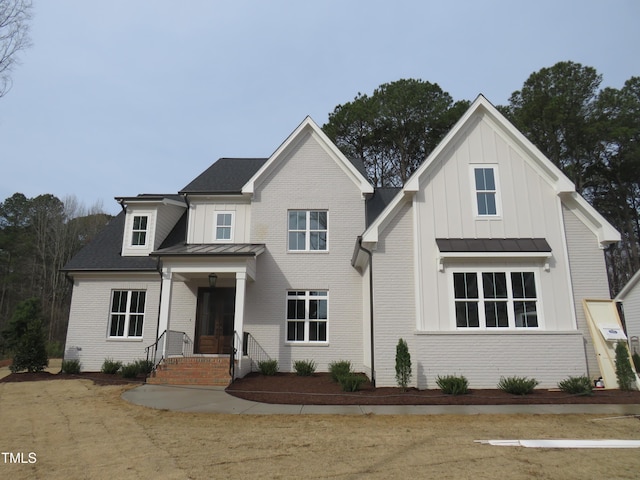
xmin=226 ymin=372 xmax=640 ymax=406
xmin=0 ymin=371 xmax=146 ymax=386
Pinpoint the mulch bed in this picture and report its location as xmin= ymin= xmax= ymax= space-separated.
xmin=226 ymin=372 xmax=640 ymax=406
xmin=0 ymin=371 xmax=146 ymax=386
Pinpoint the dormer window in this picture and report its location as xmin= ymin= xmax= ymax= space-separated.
xmin=215 ymin=212 xmax=234 ymax=241
xmin=131 ymin=215 xmax=148 ymax=246
xmin=473 ymin=166 xmax=500 ymax=217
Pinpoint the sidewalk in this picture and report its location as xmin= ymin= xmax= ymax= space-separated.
xmin=121 ymin=384 xmax=640 ymax=416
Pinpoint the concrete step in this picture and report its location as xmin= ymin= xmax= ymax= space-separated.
xmin=147 ymin=356 xmax=232 ymax=386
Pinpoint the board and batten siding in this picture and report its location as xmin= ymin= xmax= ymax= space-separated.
xmin=243 ymin=131 xmax=366 ymax=373
xmin=562 ymin=204 xmax=611 ymax=378
xmin=187 ymin=200 xmax=251 ymax=244
xmin=64 ymin=274 xmax=160 ymax=371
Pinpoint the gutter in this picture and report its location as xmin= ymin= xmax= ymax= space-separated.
xmin=357 ymin=237 xmax=375 ymax=387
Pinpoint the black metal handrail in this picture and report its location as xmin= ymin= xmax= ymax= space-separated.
xmin=145 ymin=330 xmax=167 ymax=366
xmin=229 ymin=331 xmax=239 ymax=381
xmin=243 ymin=332 xmax=271 ymax=372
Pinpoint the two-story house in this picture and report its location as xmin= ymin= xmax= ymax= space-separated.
xmin=62 ymin=96 xmax=620 ymax=388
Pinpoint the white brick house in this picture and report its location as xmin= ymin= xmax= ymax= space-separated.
xmin=63 ymin=96 xmax=620 ymax=388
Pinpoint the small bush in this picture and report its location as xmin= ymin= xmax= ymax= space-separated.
xmin=557 ymin=375 xmax=593 ymax=395
xmin=258 ymin=359 xmax=278 ymax=376
xmin=329 ymin=360 xmax=352 ymax=382
xmin=615 ymin=341 xmax=637 ymax=391
xmin=101 ymin=358 xmax=122 ymax=374
xmin=395 ymin=338 xmax=412 ymax=391
xmin=497 ymin=376 xmax=539 ymax=395
xmin=135 ymin=359 xmax=154 ymax=376
xmin=436 ymin=375 xmax=469 ymax=395
xmin=338 ymin=373 xmax=367 ymax=392
xmin=61 ymin=359 xmax=81 ymax=374
xmin=633 ymin=352 xmax=640 ymax=373
xmin=293 ymin=359 xmax=316 ymax=376
xmin=120 ymin=362 xmax=140 ymax=378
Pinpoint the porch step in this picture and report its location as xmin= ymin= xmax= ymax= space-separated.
xmin=147 ymin=357 xmax=232 ymax=386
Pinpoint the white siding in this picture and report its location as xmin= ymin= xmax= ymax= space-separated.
xmin=243 ymin=132 xmax=366 ymax=373
xmin=155 ymin=204 xmax=186 ymax=246
xmin=64 ymin=274 xmax=160 ymax=371
xmin=187 ymin=200 xmax=251 ymax=244
xmin=562 ymin=205 xmax=611 ymax=378
xmin=621 ymin=283 xmax=640 ymax=348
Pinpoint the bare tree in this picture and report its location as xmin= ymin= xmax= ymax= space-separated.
xmin=0 ymin=0 xmax=32 ymax=98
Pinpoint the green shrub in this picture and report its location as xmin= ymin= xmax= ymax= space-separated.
xmin=395 ymin=338 xmax=412 ymax=391
xmin=101 ymin=358 xmax=122 ymax=374
xmin=436 ymin=375 xmax=469 ymax=395
xmin=120 ymin=362 xmax=140 ymax=378
xmin=258 ymin=359 xmax=278 ymax=376
xmin=329 ymin=360 xmax=352 ymax=382
xmin=135 ymin=359 xmax=154 ymax=376
xmin=293 ymin=359 xmax=316 ymax=376
xmin=4 ymin=298 xmax=48 ymax=373
xmin=497 ymin=376 xmax=539 ymax=395
xmin=615 ymin=341 xmax=637 ymax=391
xmin=557 ymin=375 xmax=593 ymax=395
xmin=61 ymin=359 xmax=81 ymax=374
xmin=338 ymin=373 xmax=367 ymax=392
xmin=633 ymin=352 xmax=640 ymax=373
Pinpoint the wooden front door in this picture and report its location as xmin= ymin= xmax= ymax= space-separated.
xmin=195 ymin=288 xmax=235 ymax=354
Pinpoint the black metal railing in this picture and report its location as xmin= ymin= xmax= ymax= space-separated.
xmin=229 ymin=331 xmax=240 ymax=380
xmin=243 ymin=332 xmax=271 ymax=372
xmin=145 ymin=329 xmax=194 ymax=367
xmin=145 ymin=330 xmax=167 ymax=366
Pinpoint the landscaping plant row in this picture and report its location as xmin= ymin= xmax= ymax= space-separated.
xmin=257 ymin=358 xmax=367 ymax=392
xmin=59 ymin=358 xmax=154 ymax=379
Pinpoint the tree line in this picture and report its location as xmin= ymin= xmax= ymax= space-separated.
xmin=0 ymin=193 xmax=110 ymax=350
xmin=322 ymin=61 xmax=640 ymax=296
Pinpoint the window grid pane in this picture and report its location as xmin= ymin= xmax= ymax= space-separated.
xmin=288 ymin=210 xmax=327 ymax=251
xmin=286 ymin=290 xmax=328 ymax=342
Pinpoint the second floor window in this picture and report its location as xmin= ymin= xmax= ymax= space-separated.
xmin=131 ymin=216 xmax=148 ymax=246
xmin=215 ymin=212 xmax=234 ymax=241
xmin=474 ymin=167 xmax=499 ymax=216
xmin=288 ymin=210 xmax=327 ymax=251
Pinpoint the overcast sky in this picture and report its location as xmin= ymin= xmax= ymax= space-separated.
xmin=0 ymin=0 xmax=638 ymax=215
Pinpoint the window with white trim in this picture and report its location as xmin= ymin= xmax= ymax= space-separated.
xmin=215 ymin=212 xmax=234 ymax=241
xmin=286 ymin=290 xmax=328 ymax=342
xmin=473 ymin=167 xmax=499 ymax=216
xmin=131 ymin=215 xmax=148 ymax=246
xmin=109 ymin=290 xmax=146 ymax=338
xmin=288 ymin=210 xmax=327 ymax=251
xmin=453 ymin=271 xmax=538 ymax=329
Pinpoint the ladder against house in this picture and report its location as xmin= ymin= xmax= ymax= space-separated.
xmin=146 ymin=357 xmax=232 ymax=386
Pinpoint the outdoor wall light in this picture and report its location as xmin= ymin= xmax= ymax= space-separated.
xmin=208 ymin=273 xmax=217 ymax=288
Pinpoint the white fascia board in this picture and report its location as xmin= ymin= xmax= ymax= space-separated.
xmin=616 ymin=268 xmax=640 ymax=301
xmin=242 ymin=116 xmax=373 ymax=196
xmin=361 ymin=190 xmax=414 ymax=244
xmin=561 ymin=192 xmax=620 ymax=246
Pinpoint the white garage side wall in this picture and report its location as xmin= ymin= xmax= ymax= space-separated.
xmin=244 ymin=132 xmax=366 ymax=373
xmin=370 ymin=200 xmax=416 ymax=388
xmin=562 ymin=205 xmax=611 ymax=378
xmin=64 ymin=274 xmax=160 ymax=372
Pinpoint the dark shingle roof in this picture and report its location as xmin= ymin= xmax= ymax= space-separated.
xmin=366 ymin=187 xmax=402 ymax=226
xmin=61 ymin=212 xmax=157 ymax=272
xmin=180 ymin=158 xmax=267 ymax=194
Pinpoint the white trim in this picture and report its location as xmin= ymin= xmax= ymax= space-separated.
xmin=287 ymin=210 xmax=329 ymax=252
xmin=214 ymin=211 xmax=235 ymax=242
xmin=447 ymin=267 xmax=544 ymax=330
xmin=107 ymin=289 xmax=147 ymax=339
xmin=617 ymin=268 xmax=640 ymax=301
xmin=285 ymin=290 xmax=329 ymax=344
xmin=470 ymin=164 xmax=502 ymax=218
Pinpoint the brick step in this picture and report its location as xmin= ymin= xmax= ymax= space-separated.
xmin=147 ymin=356 xmax=232 ymax=386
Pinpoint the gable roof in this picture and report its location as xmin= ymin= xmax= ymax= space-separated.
xmin=362 ymin=95 xmax=620 ymax=246
xmin=241 ymin=116 xmax=374 ymax=196
xmin=180 ymin=158 xmax=268 ymax=194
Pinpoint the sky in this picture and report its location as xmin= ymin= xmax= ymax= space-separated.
xmin=0 ymin=0 xmax=638 ymax=215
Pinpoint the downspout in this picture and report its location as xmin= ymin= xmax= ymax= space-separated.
xmin=357 ymin=237 xmax=375 ymax=387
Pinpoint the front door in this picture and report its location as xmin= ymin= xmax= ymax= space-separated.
xmin=195 ymin=288 xmax=235 ymax=354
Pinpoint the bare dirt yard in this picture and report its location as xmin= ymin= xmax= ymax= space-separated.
xmin=1 ymin=367 xmax=640 ymax=480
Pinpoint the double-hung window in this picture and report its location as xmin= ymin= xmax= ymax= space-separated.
xmin=131 ymin=216 xmax=148 ymax=246
xmin=473 ymin=167 xmax=499 ymax=216
xmin=453 ymin=271 xmax=538 ymax=329
xmin=286 ymin=290 xmax=328 ymax=342
xmin=109 ymin=290 xmax=146 ymax=338
xmin=215 ymin=212 xmax=234 ymax=241
xmin=288 ymin=210 xmax=327 ymax=251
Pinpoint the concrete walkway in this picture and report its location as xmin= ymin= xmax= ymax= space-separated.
xmin=121 ymin=384 xmax=640 ymax=416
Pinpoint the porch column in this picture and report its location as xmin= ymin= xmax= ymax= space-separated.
xmin=233 ymin=272 xmax=247 ymax=375
xmin=157 ymin=268 xmax=173 ymax=358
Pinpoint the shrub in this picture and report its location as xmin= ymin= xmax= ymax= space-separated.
xmin=615 ymin=341 xmax=637 ymax=391
xmin=395 ymin=338 xmax=411 ymax=391
xmin=4 ymin=298 xmax=48 ymax=373
xmin=329 ymin=360 xmax=352 ymax=382
xmin=293 ymin=359 xmax=316 ymax=376
xmin=101 ymin=358 xmax=122 ymax=374
xmin=258 ymin=359 xmax=278 ymax=376
xmin=557 ymin=375 xmax=593 ymax=395
xmin=135 ymin=359 xmax=154 ymax=376
xmin=436 ymin=375 xmax=469 ymax=395
xmin=61 ymin=359 xmax=81 ymax=374
xmin=120 ymin=362 xmax=140 ymax=378
xmin=497 ymin=376 xmax=539 ymax=395
xmin=338 ymin=373 xmax=367 ymax=392
xmin=633 ymin=352 xmax=640 ymax=373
